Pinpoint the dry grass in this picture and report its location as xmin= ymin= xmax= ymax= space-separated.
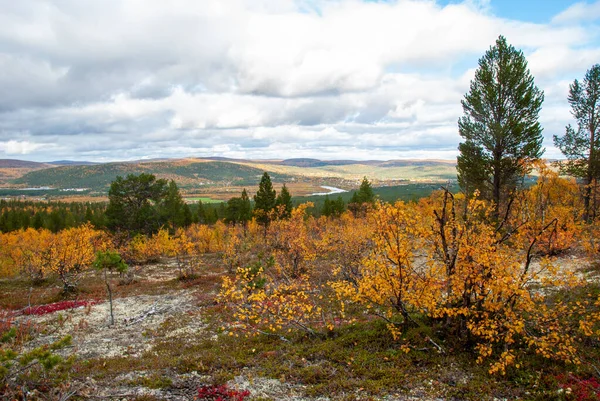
xmin=235 ymin=161 xmax=457 ymax=182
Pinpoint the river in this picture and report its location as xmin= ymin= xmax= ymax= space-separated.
xmin=310 ymin=186 xmax=348 ymax=196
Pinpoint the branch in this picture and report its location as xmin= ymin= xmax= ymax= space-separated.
xmin=59 ymin=386 xmax=81 ymax=401
xmin=522 ymin=218 xmax=558 ymax=280
xmin=291 ymin=319 xmax=321 ymax=338
xmin=257 ymin=329 xmax=290 ymax=342
xmin=124 ymin=304 xmax=171 ymax=326
xmin=426 ymin=336 xmax=446 ymax=354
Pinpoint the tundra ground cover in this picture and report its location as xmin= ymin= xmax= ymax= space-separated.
xmin=1 ymin=172 xmax=600 ymax=399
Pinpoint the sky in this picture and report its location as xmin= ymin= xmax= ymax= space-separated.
xmin=0 ymin=0 xmax=599 ymax=162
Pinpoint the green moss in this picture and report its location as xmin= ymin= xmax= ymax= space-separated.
xmin=129 ymin=373 xmax=173 ymax=389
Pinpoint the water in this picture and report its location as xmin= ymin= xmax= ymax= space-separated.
xmin=310 ymin=186 xmax=348 ymax=196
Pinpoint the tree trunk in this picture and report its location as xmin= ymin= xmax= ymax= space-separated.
xmin=584 ymin=177 xmax=592 ymax=223
xmin=493 ymin=165 xmax=501 ymax=219
xmin=105 ymin=269 xmax=114 ymax=326
xmin=585 ymin=101 xmax=598 ymax=222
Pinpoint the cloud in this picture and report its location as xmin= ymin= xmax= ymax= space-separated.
xmin=552 ymin=1 xmax=600 ymax=24
xmin=0 ymin=140 xmax=46 ymax=155
xmin=528 ymin=46 xmax=600 ymax=81
xmin=0 ymin=0 xmax=597 ymax=162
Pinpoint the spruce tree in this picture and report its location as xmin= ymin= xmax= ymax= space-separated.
xmin=332 ymin=195 xmax=346 ymax=217
xmin=226 ymin=189 xmax=253 ymax=225
xmin=275 ymin=184 xmax=293 ymax=219
xmin=253 ymin=172 xmax=277 ymax=226
xmin=240 ymin=189 xmax=252 ymax=223
xmin=196 ymin=201 xmax=206 ymax=224
xmin=349 ymin=177 xmax=375 ymax=217
xmin=161 ymin=180 xmax=186 ymax=230
xmin=355 ymin=177 xmax=375 ymax=204
xmin=322 ymin=195 xmax=333 ymax=217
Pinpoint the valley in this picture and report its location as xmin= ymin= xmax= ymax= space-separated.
xmin=0 ymin=157 xmax=458 ymax=202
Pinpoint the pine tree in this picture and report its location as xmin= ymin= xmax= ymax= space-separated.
xmin=457 ymin=35 xmax=544 ymax=216
xmin=554 ymin=64 xmax=600 ymax=221
xmin=105 ymin=173 xmax=168 ymax=235
xmin=93 ymin=251 xmax=128 ymax=326
xmin=226 ymin=197 xmax=244 ymax=224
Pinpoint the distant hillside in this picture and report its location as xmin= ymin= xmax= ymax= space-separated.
xmin=281 ymin=158 xmax=457 ymax=168
xmin=282 ymin=158 xmax=328 ymax=167
xmin=379 ymin=160 xmax=456 ymax=167
xmin=13 ymin=160 xmax=295 ymax=193
xmin=0 ymin=159 xmax=51 ymax=169
xmin=49 ymin=160 xmax=99 ymax=166
xmin=0 ymin=159 xmax=55 ymax=185
xmin=5 ymin=157 xmax=459 ymax=199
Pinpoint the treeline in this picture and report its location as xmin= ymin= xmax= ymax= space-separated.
xmin=0 ymin=197 xmax=230 ymax=233
xmin=0 ymin=173 xmax=380 ymax=233
xmin=0 ymin=200 xmax=107 ymax=233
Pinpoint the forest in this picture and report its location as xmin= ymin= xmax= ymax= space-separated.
xmin=0 ymin=36 xmax=599 ymax=400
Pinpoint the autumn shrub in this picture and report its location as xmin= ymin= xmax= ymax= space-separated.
xmin=1 ymin=228 xmax=54 ymax=282
xmin=423 ymin=191 xmax=588 ymax=374
xmin=186 ymin=222 xmax=226 ymax=254
xmin=220 ymin=257 xmax=320 ymax=337
xmin=48 ymin=224 xmax=107 ymax=293
xmin=22 ymin=300 xmax=98 ymax=316
xmin=221 ymin=188 xmax=600 ymax=375
xmin=219 ymin=202 xmax=357 ymax=338
xmin=267 ymin=203 xmax=318 ymax=279
xmin=219 ymin=242 xmax=351 ymax=339
xmin=517 ymin=162 xmax=582 ymax=256
xmin=197 ymin=384 xmax=250 ymax=401
xmin=163 ymin=229 xmax=197 ymax=279
xmin=128 ymin=231 xmax=165 ymax=264
xmin=319 ymin=212 xmax=374 ymax=285
xmin=1 ymin=225 xmax=107 ymax=292
xmin=222 ymin=226 xmax=244 ymax=274
xmin=330 ymin=200 xmax=436 ymax=337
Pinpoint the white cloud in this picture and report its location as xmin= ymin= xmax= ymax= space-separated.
xmin=0 ymin=140 xmax=46 ymax=155
xmin=552 ymin=1 xmax=600 ymax=24
xmin=528 ymin=46 xmax=600 ymax=80
xmin=0 ymin=0 xmax=597 ymax=161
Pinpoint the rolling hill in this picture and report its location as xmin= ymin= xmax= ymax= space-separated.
xmin=2 ymin=157 xmax=458 ymax=200
xmin=0 ymin=159 xmax=55 ymax=185
xmin=12 ymin=160 xmax=295 ymax=193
